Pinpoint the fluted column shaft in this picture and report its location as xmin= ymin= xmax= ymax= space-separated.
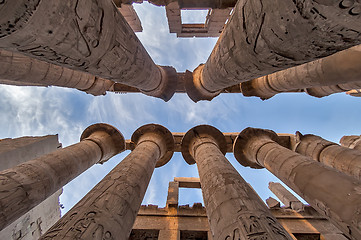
xmin=234 ymin=128 xmax=361 ymax=240
xmin=0 ymin=49 xmax=113 ymax=96
xmin=40 ymin=124 xmax=174 ymax=240
xmin=241 ymin=45 xmax=361 ymax=99
xmin=186 ymin=0 xmax=361 ymax=101
xmin=340 ymin=135 xmax=361 ymax=151
xmin=183 ymin=126 xmax=293 ymax=240
xmin=296 ymin=133 xmax=361 ymax=181
xmin=0 ymin=0 xmax=176 ymax=100
xmin=0 ymin=123 xmax=124 ymax=231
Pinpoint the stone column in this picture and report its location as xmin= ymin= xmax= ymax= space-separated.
xmin=0 ymin=49 xmax=114 ymax=96
xmin=340 ymin=135 xmax=361 ymax=151
xmin=40 ymin=124 xmax=174 ymax=240
xmin=234 ymin=127 xmax=361 ymax=240
xmin=0 ymin=123 xmax=125 ymax=231
xmin=295 ymin=133 xmax=361 ymax=181
xmin=185 ymin=0 xmax=361 ymax=102
xmin=181 ymin=125 xmax=293 ymax=240
xmin=0 ymin=0 xmax=176 ymax=101
xmin=241 ymin=45 xmax=361 ymax=100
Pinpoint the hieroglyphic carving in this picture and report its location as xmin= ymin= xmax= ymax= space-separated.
xmin=129 ymin=229 xmax=160 ymax=240
xmin=0 ymin=0 xmax=164 ymax=94
xmin=223 ymin=213 xmax=290 ymax=240
xmin=40 ymin=141 xmax=160 ymax=239
xmin=16 ymin=0 xmax=104 ymax=69
xmin=189 ymin=132 xmax=292 ymax=240
xmin=0 ymin=0 xmax=40 ymax=38
xmin=200 ymin=0 xmax=361 ymax=93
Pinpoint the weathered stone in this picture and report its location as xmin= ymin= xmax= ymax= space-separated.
xmin=0 ymin=189 xmax=62 ymax=240
xmin=268 ymin=182 xmax=304 ymax=212
xmin=174 ymin=177 xmax=201 ymax=188
xmin=186 ymin=0 xmax=361 ymax=101
xmin=166 ymin=181 xmax=179 ymax=208
xmin=305 ymin=80 xmax=361 ymax=98
xmin=234 ymin=127 xmax=361 ymax=240
xmin=182 ymin=125 xmax=293 ymax=240
xmin=0 ymin=135 xmax=60 ymax=171
xmin=0 ymin=49 xmax=114 ymax=96
xmin=340 ymin=135 xmax=361 ymax=151
xmin=0 ymin=123 xmax=125 ymax=231
xmin=0 ymin=137 xmax=62 ymax=240
xmin=347 ymin=89 xmax=361 ymax=97
xmin=158 ymin=230 xmax=180 ymax=240
xmin=40 ymin=124 xmax=174 ymax=240
xmin=241 ymin=45 xmax=361 ymax=99
xmin=0 ymin=0 xmax=176 ymax=100
xmin=295 ymin=133 xmax=361 ymax=181
xmin=266 ymin=197 xmax=280 ymax=209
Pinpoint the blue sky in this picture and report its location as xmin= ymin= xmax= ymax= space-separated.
xmin=0 ymin=2 xmax=360 ymax=215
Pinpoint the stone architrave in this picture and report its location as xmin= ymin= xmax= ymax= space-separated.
xmin=0 ymin=123 xmax=125 ymax=231
xmin=295 ymin=133 xmax=361 ymax=181
xmin=241 ymin=45 xmax=361 ymax=100
xmin=40 ymin=124 xmax=174 ymax=240
xmin=234 ymin=127 xmax=361 ymax=240
xmin=340 ymin=135 xmax=361 ymax=151
xmin=0 ymin=49 xmax=114 ymax=96
xmin=0 ymin=0 xmax=177 ymax=101
xmin=181 ymin=125 xmax=293 ymax=240
xmin=185 ymin=0 xmax=361 ymax=102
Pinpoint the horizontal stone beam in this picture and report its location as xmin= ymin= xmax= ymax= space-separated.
xmin=125 ymin=132 xmax=294 ymax=152
xmin=174 ymin=177 xmax=201 ymax=188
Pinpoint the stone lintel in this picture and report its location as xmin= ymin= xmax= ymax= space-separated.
xmin=174 ymin=177 xmax=201 ymax=188
xmin=138 ymin=204 xmax=207 ymax=216
xmin=131 ymin=124 xmax=175 ymax=167
xmin=181 ymin=125 xmax=226 ymax=165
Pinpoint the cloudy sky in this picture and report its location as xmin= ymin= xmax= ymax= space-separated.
xmin=1 ymin=2 xmax=361 ymax=215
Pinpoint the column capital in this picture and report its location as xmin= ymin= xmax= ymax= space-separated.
xmin=80 ymin=123 xmax=125 ymax=163
xmin=131 ymin=124 xmax=174 ymax=167
xmin=181 ymin=125 xmax=227 ymax=165
xmin=233 ymin=127 xmax=279 ymax=169
xmin=185 ymin=64 xmax=221 ymax=102
xmin=295 ymin=132 xmax=337 ymax=161
xmin=340 ymin=135 xmax=361 ymax=149
xmin=141 ymin=66 xmax=178 ymax=102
